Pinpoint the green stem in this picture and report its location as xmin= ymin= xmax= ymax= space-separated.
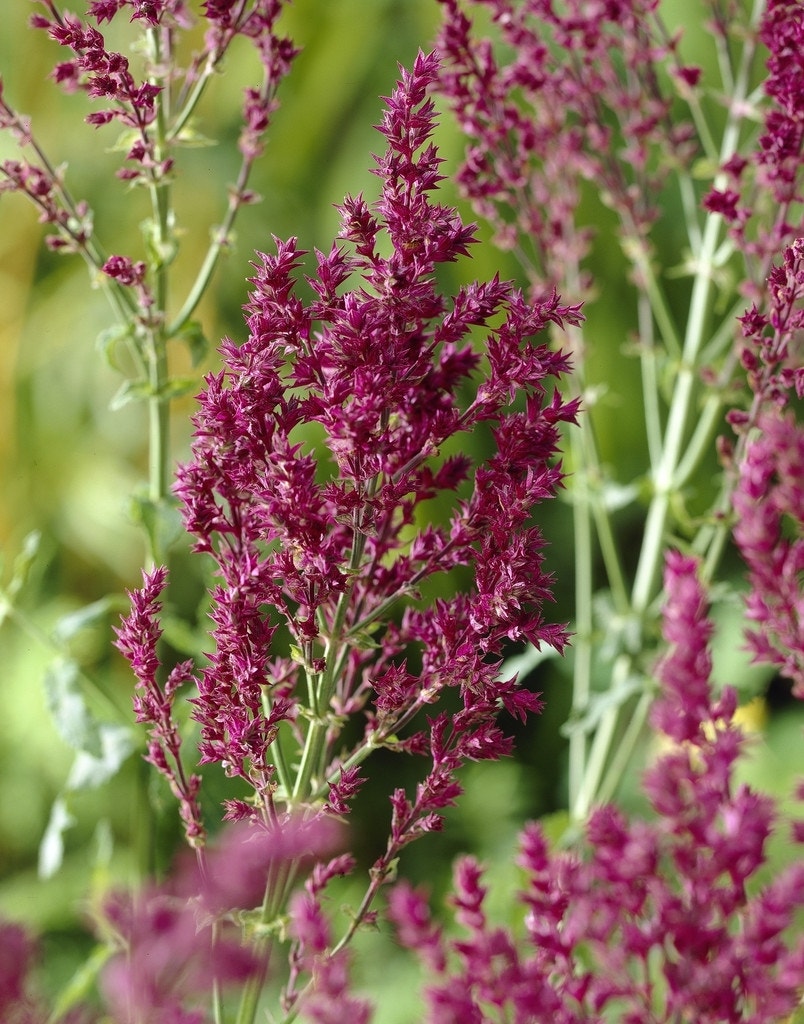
xmin=631 ymin=218 xmax=732 ymax=611
xmin=572 ymin=2 xmax=764 ymax=816
xmin=637 ymin=289 xmax=664 ymax=471
xmin=572 ymin=654 xmax=630 ymax=820
xmin=569 ymin=418 xmax=593 ymax=813
xmin=235 ymin=856 xmax=296 ymax=1024
xmin=631 ymin=0 xmax=762 ymax=608
xmin=143 ymin=27 xmax=175 ymax=559
xmin=168 ymin=155 xmax=255 ymax=337
xmin=630 ymin=245 xmax=683 ymax=359
xmin=291 ymin=555 xmax=361 ymax=803
xmin=595 ymin=689 xmax=654 ymax=806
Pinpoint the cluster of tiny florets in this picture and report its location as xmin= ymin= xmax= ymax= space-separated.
xmin=391 ymin=553 xmax=804 ymax=1024
xmin=163 ymin=51 xmax=580 ymax=832
xmin=434 ymin=0 xmax=697 ymax=294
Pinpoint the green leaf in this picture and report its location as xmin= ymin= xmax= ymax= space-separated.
xmin=96 ymin=322 xmax=136 ymax=373
xmin=52 ymin=596 xmax=119 ymax=644
xmin=38 ymin=796 xmax=75 ymax=879
xmin=499 ymin=643 xmax=560 ymax=681
xmin=599 ymin=480 xmax=639 ymax=512
xmin=109 ymin=378 xmax=153 ymax=410
xmin=173 ymin=319 xmax=209 ymax=368
xmin=50 ymin=942 xmax=114 ymax=1021
xmin=159 ymin=375 xmax=199 ymax=401
xmin=43 ymin=658 xmax=103 ymax=758
xmin=538 ymin=809 xmax=578 ymax=851
xmin=107 ymin=127 xmax=142 ymax=154
xmin=691 ymin=156 xmax=720 ymax=180
xmin=141 ymin=215 xmax=178 ymax=268
xmin=129 ymin=493 xmax=185 ymax=559
xmin=110 ymin=374 xmax=200 ymax=411
xmin=349 ymin=627 xmax=382 ymax=651
xmin=7 ymin=530 xmax=42 ymax=600
xmin=173 ymin=124 xmax=217 ymax=148
xmin=65 ymin=722 xmax=135 ymax=790
xmin=560 ymin=675 xmax=645 ymax=738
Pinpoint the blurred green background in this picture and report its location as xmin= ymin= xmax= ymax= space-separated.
xmin=0 ymin=1 xmax=801 ymax=1018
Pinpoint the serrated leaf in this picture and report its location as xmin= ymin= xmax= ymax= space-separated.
xmin=43 ymin=659 xmax=103 ymax=757
xmin=173 ymin=320 xmax=209 ymax=368
xmin=52 ymin=596 xmax=118 ymax=644
xmin=129 ymin=493 xmax=184 ymax=560
xmin=96 ymin=322 xmax=136 ymax=373
xmin=38 ymin=796 xmax=76 ymax=879
xmin=110 ymin=377 xmax=153 ymax=410
xmin=66 ymin=722 xmax=135 ymax=791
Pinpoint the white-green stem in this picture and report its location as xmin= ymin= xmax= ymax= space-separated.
xmin=570 ymin=1 xmax=764 ymax=818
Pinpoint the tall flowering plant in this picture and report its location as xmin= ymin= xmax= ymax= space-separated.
xmin=390 ymin=553 xmax=804 ymax=1024
xmin=1 ymin=0 xmax=804 ymax=1022
xmin=0 ymin=0 xmax=299 ymax=881
xmin=1 ymin=0 xmax=298 ymax=560
xmin=112 ymin=47 xmax=580 ymax=1020
xmin=433 ymin=0 xmax=804 ymax=816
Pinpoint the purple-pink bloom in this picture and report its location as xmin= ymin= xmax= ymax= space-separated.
xmin=101 ymin=886 xmax=256 ymax=1024
xmin=115 ymin=568 xmax=205 ymax=844
xmin=190 ymin=817 xmax=343 ymax=914
xmin=0 ymin=921 xmax=40 ymax=1022
xmin=101 ymin=817 xmax=340 ymax=1023
xmin=733 ymin=409 xmax=804 ymax=697
xmin=392 ymin=554 xmax=804 ymax=1023
xmin=651 ymin=551 xmax=716 ymax=743
xmin=704 ymin=0 xmax=804 ymax=284
xmin=434 ymin=0 xmax=696 ymax=296
xmin=166 ymin=50 xmax=579 ymax=842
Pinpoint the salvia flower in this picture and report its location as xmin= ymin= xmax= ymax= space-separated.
xmin=114 ymin=567 xmax=205 ymax=845
xmin=100 ymin=817 xmax=340 ymax=1024
xmin=117 ymin=53 xmax=583 ymax=960
xmin=704 ymin=0 xmax=804 ymax=287
xmin=733 ymin=237 xmax=804 ymax=416
xmin=434 ymin=0 xmax=696 ymax=295
xmin=733 ymin=409 xmax=804 ymax=697
xmin=391 ymin=552 xmax=804 ymax=1024
xmin=167 ymin=50 xmax=579 ymax=836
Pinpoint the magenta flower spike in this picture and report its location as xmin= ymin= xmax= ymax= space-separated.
xmin=112 ymin=48 xmax=582 ymax=1022
xmin=158 ymin=50 xmax=581 ymax=836
xmin=391 ymin=552 xmax=804 ymax=1024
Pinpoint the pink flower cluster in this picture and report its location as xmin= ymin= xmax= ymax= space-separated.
xmin=435 ymin=0 xmax=696 ymax=294
xmin=0 ymin=1 xmax=297 ymax=257
xmin=390 ymin=554 xmax=804 ymax=1024
xmin=734 ymin=412 xmax=804 ymax=698
xmin=703 ymin=0 xmax=804 ymax=293
xmin=1 ymin=819 xmax=345 ymax=1024
xmin=113 ymin=54 xmax=581 ymax=1015
xmin=157 ymin=50 xmax=580 ymax=839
